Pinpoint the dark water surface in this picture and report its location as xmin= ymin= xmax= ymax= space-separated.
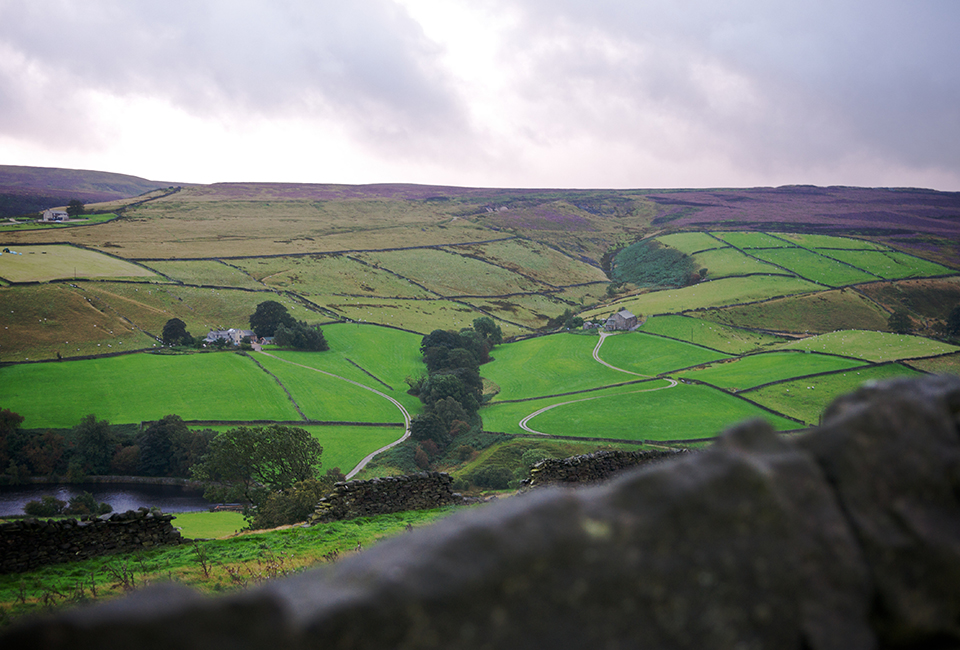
xmin=0 ymin=483 xmax=213 ymax=516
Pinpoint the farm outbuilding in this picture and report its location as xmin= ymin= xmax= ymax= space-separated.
xmin=204 ymin=328 xmax=256 ymax=346
xmin=41 ymin=209 xmax=68 ymax=222
xmin=605 ymin=309 xmax=639 ymax=331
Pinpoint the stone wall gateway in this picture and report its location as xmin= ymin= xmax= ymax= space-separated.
xmin=0 ymin=508 xmax=185 ymax=573
xmin=308 ymin=471 xmax=466 ymax=524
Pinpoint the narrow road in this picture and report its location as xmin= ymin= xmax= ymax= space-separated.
xmin=256 ymin=351 xmax=411 ymax=479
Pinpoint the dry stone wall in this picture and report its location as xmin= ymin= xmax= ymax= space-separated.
xmin=308 ymin=471 xmax=466 ymax=524
xmin=0 ymin=508 xmax=184 ymax=573
xmin=524 ymin=448 xmax=687 ymax=487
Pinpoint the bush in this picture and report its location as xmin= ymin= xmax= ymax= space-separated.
xmin=469 ymin=466 xmax=513 ymax=489
xmin=64 ymin=492 xmax=112 ymax=516
xmin=23 ymin=495 xmax=66 ymax=517
xmin=247 ymin=478 xmax=333 ymax=530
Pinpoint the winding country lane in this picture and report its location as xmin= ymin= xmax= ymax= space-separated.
xmin=256 ymin=351 xmax=411 ymax=479
xmin=519 ymin=331 xmax=678 ymax=435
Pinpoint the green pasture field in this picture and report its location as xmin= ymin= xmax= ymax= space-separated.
xmin=480 ymin=333 xmax=632 ymax=402
xmin=817 ymin=249 xmax=955 ymax=280
xmin=742 ymin=363 xmax=924 ymax=425
xmin=654 ymin=232 xmax=725 ymax=255
xmin=676 ymin=351 xmax=870 ymax=390
xmin=697 ymin=289 xmax=891 ymax=334
xmin=0 ymin=245 xmax=158 ymax=283
xmin=711 ymin=232 xmax=796 ymax=249
xmin=232 ymin=255 xmax=433 ymax=299
xmin=321 ymin=323 xmax=426 ymax=388
xmin=638 ymin=315 xmax=785 ymax=354
xmin=0 ymin=352 xmax=299 ymax=429
xmin=746 ymin=247 xmax=879 ymax=287
xmin=777 ymin=233 xmax=885 ymax=250
xmin=777 ymin=329 xmax=960 ymax=362
xmin=0 ymin=507 xmax=460 ymax=626
xmin=0 ymin=284 xmax=158 ymax=362
xmin=145 ymin=260 xmax=265 ymax=289
xmin=905 ymin=352 xmax=960 ymax=376
xmin=253 ymin=353 xmax=408 ymax=424
xmin=80 ymin=282 xmax=308 ymax=341
xmin=690 ymin=247 xmax=782 ymax=279
xmin=321 ymin=296 xmax=493 ymax=335
xmin=355 ymin=248 xmax=545 ymax=296
xmin=480 ymin=379 xmax=674 ymax=434
xmin=173 ymin=511 xmax=245 ymax=539
xmin=553 ymin=282 xmax=615 ymax=306
xmin=583 ymin=275 xmax=822 ymax=319
xmin=598 ymin=331 xmax=730 ymax=375
xmin=203 ymin=423 xmax=405 ymax=476
xmin=521 ymin=382 xmax=800 ymax=441
xmin=449 ymin=239 xmax=609 ymax=286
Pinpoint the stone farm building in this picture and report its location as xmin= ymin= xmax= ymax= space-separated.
xmin=204 ymin=328 xmax=256 ymax=346
xmin=605 ymin=309 xmax=639 ymax=331
xmin=41 ymin=209 xmax=68 ymax=222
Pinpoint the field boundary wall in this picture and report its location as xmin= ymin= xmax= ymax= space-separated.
xmin=309 ymin=472 xmax=467 ymax=524
xmin=0 ymin=508 xmax=185 ymax=573
xmin=523 ymin=448 xmax=688 ymax=487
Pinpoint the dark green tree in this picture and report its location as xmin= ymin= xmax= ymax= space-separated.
xmin=887 ymin=309 xmax=912 ymax=334
xmin=273 ymin=320 xmax=329 ymax=351
xmin=472 ymin=316 xmax=503 ymax=346
xmin=161 ymin=318 xmax=192 ymax=346
xmin=191 ymin=425 xmax=323 ymax=507
xmin=947 ymin=305 xmax=960 ymax=336
xmin=249 ymin=300 xmax=296 ymax=338
xmin=137 ymin=414 xmax=191 ymax=477
xmin=72 ymin=415 xmax=115 ymax=475
xmin=0 ymin=408 xmax=25 ymax=471
xmin=66 ymin=199 xmax=85 ymax=217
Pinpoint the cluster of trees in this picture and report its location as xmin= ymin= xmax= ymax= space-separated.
xmin=251 ymin=300 xmax=328 ymax=351
xmin=407 ymin=317 xmax=503 ymax=469
xmin=189 ymin=424 xmax=341 ymax=529
xmin=24 ymin=492 xmax=112 ymax=517
xmin=610 ymin=240 xmax=700 ymax=288
xmin=0 ymin=410 xmax=214 ymax=485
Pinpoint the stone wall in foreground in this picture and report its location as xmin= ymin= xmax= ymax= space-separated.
xmin=6 ymin=375 xmax=960 ymax=649
xmin=308 ymin=471 xmax=466 ymax=524
xmin=524 ymin=448 xmax=687 ymax=487
xmin=0 ymin=508 xmax=184 ymax=573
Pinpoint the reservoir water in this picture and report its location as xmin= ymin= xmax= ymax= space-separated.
xmin=0 ymin=482 xmax=213 ymax=516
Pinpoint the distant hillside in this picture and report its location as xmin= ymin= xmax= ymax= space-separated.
xmin=0 ymin=165 xmax=171 ymax=218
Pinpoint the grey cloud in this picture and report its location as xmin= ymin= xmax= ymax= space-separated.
xmin=493 ymin=0 xmax=960 ymax=179
xmin=0 ymin=0 xmax=467 ymax=151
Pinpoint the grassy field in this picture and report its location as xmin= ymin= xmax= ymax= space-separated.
xmin=449 ymin=238 xmax=609 ymax=287
xmin=746 ymin=247 xmax=879 ymax=286
xmin=777 ymin=233 xmax=885 ymax=250
xmin=584 ymin=275 xmax=822 ymax=319
xmin=480 ymin=333 xmax=631 ymax=401
xmin=145 ymin=259 xmax=266 ymax=289
xmin=712 ymin=232 xmax=796 ymax=249
xmin=480 ymin=379 xmax=674 ymax=435
xmin=0 ymin=284 xmax=159 ymax=362
xmin=0 ymin=245 xmax=158 ymax=283
xmin=521 ymin=382 xmax=800 ymax=440
xmin=599 ymin=332 xmax=730 ymax=375
xmin=172 ymin=511 xmax=246 ymax=539
xmin=742 ymin=363 xmax=924 ymax=424
xmin=905 ymin=352 xmax=960 ymax=376
xmin=697 ymin=289 xmax=891 ymax=334
xmin=818 ymin=249 xmax=955 ymax=280
xmin=638 ymin=315 xmax=785 ymax=354
xmin=857 ymin=277 xmax=960 ymax=321
xmin=776 ymin=329 xmax=960 ymax=362
xmin=0 ymin=352 xmax=300 ymax=428
xmin=654 ymin=232 xmax=725 ymax=255
xmin=691 ymin=247 xmax=782 ymax=279
xmin=676 ymin=351 xmax=870 ymax=390
xmin=254 ymin=353 xmax=409 ymax=424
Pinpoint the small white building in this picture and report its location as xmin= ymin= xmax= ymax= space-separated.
xmin=604 ymin=309 xmax=639 ymax=331
xmin=41 ymin=209 xmax=68 ymax=222
xmin=204 ymin=328 xmax=256 ymax=346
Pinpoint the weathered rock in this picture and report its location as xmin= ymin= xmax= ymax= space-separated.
xmin=5 ymin=375 xmax=960 ymax=649
xmin=309 ymin=471 xmax=466 ymax=524
xmin=524 ymin=448 xmax=687 ymax=488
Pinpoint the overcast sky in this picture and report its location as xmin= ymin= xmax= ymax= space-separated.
xmin=1 ymin=1 xmax=958 ymax=189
